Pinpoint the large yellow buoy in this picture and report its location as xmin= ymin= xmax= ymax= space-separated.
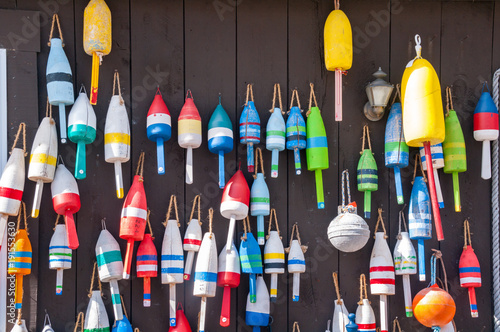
xmin=401 ymin=34 xmax=445 ymax=241
xmin=324 ymin=0 xmax=352 ymax=121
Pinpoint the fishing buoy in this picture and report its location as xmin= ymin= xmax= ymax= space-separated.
xmin=161 ymin=195 xmax=184 ymax=326
xmin=324 ymin=0 xmax=352 ymax=121
xmin=218 ymin=241 xmax=240 ymax=327
xmin=409 ymin=155 xmax=432 ymax=282
xmin=28 ymin=110 xmax=58 ymax=218
xmin=83 ymin=0 xmax=111 ymax=105
xmin=168 ymin=304 xmax=192 ymax=332
xmin=393 ymin=210 xmax=417 ymax=317
xmin=136 ymin=219 xmax=157 ymax=307
xmin=105 ymin=71 xmax=130 ymax=199
xmin=346 ymin=314 xmax=358 ymax=332
xmin=49 ymin=220 xmax=72 ymax=295
xmin=287 ymin=223 xmax=307 ymax=302
xmin=221 ymin=169 xmax=250 ymax=252
xmin=51 ymin=163 xmax=81 ymax=249
xmin=46 ymin=14 xmax=74 ymax=143
xmin=251 ymin=148 xmax=270 ymax=245
xmin=240 ymin=84 xmax=261 ymax=173
xmin=369 ymin=209 xmax=395 ymax=332
xmin=355 ymin=274 xmax=376 ymax=332
xmin=264 ymin=209 xmax=284 ymax=303
xmin=112 ymin=315 xmax=133 ymax=332
xmin=120 ymin=153 xmax=147 ymax=280
xmin=266 ymin=84 xmax=286 ymax=178
xmin=245 ymin=276 xmax=270 ymax=332
xmin=42 ymin=312 xmax=55 ymax=332
xmin=384 ymin=91 xmax=408 ymax=205
xmin=208 ymin=96 xmax=233 ymax=189
xmin=328 ymin=170 xmax=369 ymax=252
xmin=68 ymin=86 xmax=97 ymax=179
xmin=0 ymin=123 xmax=26 ymax=252
xmin=419 ymin=143 xmax=444 ymax=209
xmin=286 ymin=89 xmax=306 ymax=175
xmin=193 ymin=209 xmax=218 ymax=332
xmin=460 ymin=220 xmax=481 ymax=318
xmin=443 ymin=88 xmax=466 ymax=212
xmin=473 ymin=82 xmax=498 ymax=180
xmin=306 ymin=83 xmax=328 ymax=209
xmin=183 ymin=195 xmax=202 ymax=281
xmin=147 ymin=88 xmax=171 ymax=175
xmin=178 ymin=90 xmax=202 ymax=184
xmin=357 ymin=125 xmax=378 ymax=219
xmin=10 ymin=319 xmax=28 ymax=332
xmin=240 ymin=217 xmax=263 ymax=303
xmin=401 ymin=34 xmax=445 ymax=241
xmin=8 ymin=203 xmax=31 ymax=310
xmin=331 ymin=272 xmax=349 ymax=332
xmin=85 ymin=290 xmax=110 ymax=332
xmin=96 ymin=221 xmax=124 ymax=322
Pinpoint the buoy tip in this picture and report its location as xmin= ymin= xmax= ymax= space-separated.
xmin=292 ymin=295 xmax=299 ymax=302
xmin=170 ymin=318 xmax=176 ymax=326
xmin=123 ymin=273 xmax=130 ymax=279
xmin=318 ymin=202 xmax=325 ymax=209
xmin=183 ymin=274 xmax=190 ymax=281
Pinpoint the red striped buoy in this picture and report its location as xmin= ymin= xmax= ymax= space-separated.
xmin=137 ymin=231 xmax=157 ymax=307
xmin=183 ymin=195 xmax=202 ymax=281
xmin=460 ymin=220 xmax=481 ymax=318
xmin=356 ymin=274 xmax=376 ymax=332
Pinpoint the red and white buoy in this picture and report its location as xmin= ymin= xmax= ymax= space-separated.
xmin=178 ymin=90 xmax=202 ymax=184
xmin=356 ymin=274 xmax=377 ymax=332
xmin=183 ymin=195 xmax=202 ymax=281
xmin=218 ymin=241 xmax=240 ymax=327
xmin=460 ymin=219 xmax=481 ymax=318
xmin=168 ymin=304 xmax=192 ymax=332
xmin=136 ymin=219 xmax=157 ymax=307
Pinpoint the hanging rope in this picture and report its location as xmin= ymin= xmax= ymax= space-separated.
xmin=341 ymin=170 xmax=354 ymax=212
xmin=16 ymin=202 xmax=27 ymax=233
xmin=374 ymin=208 xmax=388 ymax=239
xmin=164 ymin=195 xmax=180 ymax=227
xmin=48 ymin=13 xmax=64 ymax=46
xmin=463 ymin=219 xmax=473 ymax=249
xmin=120 ymin=295 xmax=128 ymax=319
xmin=53 ymin=214 xmax=62 ymax=230
xmin=46 ymin=98 xmax=53 ymax=120
xmin=134 ymin=329 xmax=141 ymax=332
xmin=245 ymin=84 xmax=254 ymax=105
xmin=146 ymin=209 xmax=153 ymax=237
xmin=293 ymin=321 xmax=301 ymax=332
xmin=266 ymin=208 xmax=281 ymax=239
xmin=332 ymin=272 xmax=343 ymax=305
xmin=270 ymin=83 xmax=284 ymax=114
xmin=392 ymin=317 xmax=402 ymax=332
xmin=334 ymin=0 xmax=340 ymax=10
xmin=112 ymin=70 xmax=124 ymax=105
xmin=431 ymin=249 xmax=449 ymax=292
xmin=307 ymin=83 xmax=319 ymax=117
xmin=88 ymin=261 xmax=102 ymax=297
xmin=361 ymin=125 xmax=372 ymax=152
xmin=412 ymin=154 xmax=427 ymax=183
xmin=290 ymin=89 xmax=302 ymax=111
xmin=391 ymin=84 xmax=401 ymax=106
xmin=358 ymin=274 xmax=369 ymax=305
xmin=10 ymin=122 xmax=27 ymax=156
xmin=188 ymin=194 xmax=202 ymax=226
xmin=208 ymin=207 xmax=214 ymax=239
xmin=397 ymin=207 xmax=408 ymax=240
xmin=286 ymin=223 xmax=307 ymax=253
xmin=135 ymin=152 xmax=145 ymax=181
xmin=16 ymin=308 xmax=22 ymax=325
xmin=445 ymin=86 xmax=454 ymax=117
xmin=241 ymin=216 xmax=251 ymax=241
xmin=492 ymin=68 xmax=500 ymax=332
xmin=253 ymin=147 xmax=265 ymax=178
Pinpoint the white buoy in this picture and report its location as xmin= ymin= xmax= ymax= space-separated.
xmin=49 ymin=222 xmax=72 ymax=295
xmin=287 ymin=224 xmax=307 ymax=302
xmin=84 ymin=290 xmax=110 ymax=332
xmin=263 ymin=209 xmax=284 ymax=302
xmin=10 ymin=319 xmax=28 ymax=332
xmin=245 ymin=276 xmax=270 ymax=332
xmin=331 ymin=272 xmax=349 ymax=332
xmin=355 ymin=274 xmax=376 ymax=332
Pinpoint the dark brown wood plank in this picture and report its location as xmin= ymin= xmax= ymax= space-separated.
xmin=0 ymin=0 xmax=16 ymax=9
xmin=184 ymin=0 xmax=237 ymax=330
xmin=129 ymin=0 xmax=185 ymax=330
xmin=439 ymin=2 xmax=493 ymax=331
xmin=0 ymin=9 xmax=40 ymax=52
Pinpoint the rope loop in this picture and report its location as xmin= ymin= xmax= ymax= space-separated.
xmin=358 ymin=274 xmax=369 ymax=304
xmin=88 ymin=261 xmax=102 ymax=297
xmin=340 ymin=170 xmax=354 ymax=213
xmin=270 ymin=83 xmax=284 ymax=114
xmin=245 ymin=84 xmax=254 ymax=105
xmin=112 ymin=70 xmax=124 ymax=105
xmin=73 ymin=312 xmax=84 ymax=332
xmin=397 ymin=206 xmax=408 ymax=239
xmin=289 ymin=89 xmax=302 ymax=112
xmin=463 ymin=219 xmax=473 ymax=249
xmin=208 ymin=207 xmax=214 ymax=238
xmin=48 ymin=13 xmax=64 ymax=46
xmin=374 ymin=208 xmax=388 ymax=238
xmin=307 ymin=83 xmax=318 ymax=117
xmin=10 ymin=122 xmax=27 ymax=155
xmin=253 ymin=147 xmax=265 ymax=178
xmin=46 ymin=97 xmax=53 ymax=121
xmin=241 ymin=216 xmax=251 ymax=241
xmin=266 ymin=208 xmax=281 ymax=239
xmin=391 ymin=84 xmax=401 ymax=105
xmin=332 ymin=272 xmax=342 ymax=304
xmin=392 ymin=318 xmax=402 ymax=332
xmin=164 ymin=195 xmax=180 ymax=227
xmin=146 ymin=209 xmax=153 ymax=237
xmin=292 ymin=321 xmax=301 ymax=332
xmin=412 ymin=154 xmax=427 ymax=183
xmin=188 ymin=194 xmax=202 ymax=226
xmin=361 ymin=124 xmax=372 ymax=152
xmin=135 ymin=152 xmax=145 ymax=181
xmin=16 ymin=202 xmax=28 ymax=233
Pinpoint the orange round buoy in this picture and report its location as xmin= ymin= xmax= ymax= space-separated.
xmin=413 ymin=284 xmax=455 ymax=328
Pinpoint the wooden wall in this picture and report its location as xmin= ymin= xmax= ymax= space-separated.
xmin=0 ymin=0 xmax=498 ymax=331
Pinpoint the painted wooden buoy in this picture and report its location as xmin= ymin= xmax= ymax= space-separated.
xmin=49 ymin=221 xmax=72 ymax=295
xmin=112 ymin=316 xmax=133 ymax=332
xmin=324 ymin=0 xmax=352 ymax=121
xmin=240 ymin=84 xmax=261 ymax=173
xmin=266 ymin=83 xmax=286 ymax=178
xmin=419 ymin=143 xmax=444 ymax=209
xmin=47 ymin=14 xmax=74 ymax=143
xmin=346 ymin=314 xmax=358 ymax=332
xmin=85 ymin=290 xmax=111 ymax=332
xmin=68 ymin=87 xmax=97 ymax=179
xmin=393 ymin=210 xmax=417 ymax=317
xmin=193 ymin=209 xmax=218 ymax=332
xmin=286 ymin=89 xmax=306 ymax=175
xmin=251 ymin=148 xmax=270 ymax=245
xmin=96 ymin=223 xmax=124 ymax=322
xmin=0 ymin=123 xmax=26 ymax=252
xmin=8 ymin=206 xmax=31 ymax=310
xmin=105 ymin=71 xmax=130 ymax=199
xmin=218 ymin=241 xmax=240 ymax=327
xmin=384 ymin=98 xmax=408 ymax=205
xmin=264 ymin=209 xmax=284 ymax=303
xmin=137 ymin=232 xmax=157 ymax=307
xmin=401 ymin=34 xmax=445 ymax=241
xmin=331 ymin=272 xmax=349 ymax=332
xmin=221 ymin=170 xmax=250 ymax=252
xmin=287 ymin=223 xmax=307 ymax=302
xmin=408 ymin=155 xmax=431 ymax=282
xmin=161 ymin=195 xmax=184 ymax=326
xmin=51 ymin=163 xmax=81 ymax=249
xmin=460 ymin=220 xmax=481 ymax=318
xmin=208 ymin=96 xmax=233 ymax=189
xmin=178 ymin=90 xmax=202 ymax=184
xmin=10 ymin=320 xmax=28 ymax=332
xmin=355 ymin=274 xmax=376 ymax=332
xmin=369 ymin=209 xmax=395 ymax=332
xmin=42 ymin=312 xmax=55 ymax=332
xmin=443 ymin=88 xmax=466 ymax=213
xmin=306 ymin=84 xmax=329 ymax=209
xmin=147 ymin=88 xmax=171 ymax=175
xmin=328 ymin=170 xmax=369 ymax=253
xmin=120 ymin=153 xmax=147 ymax=280
xmin=240 ymin=217 xmax=263 ymax=303
xmin=84 ymin=0 xmax=111 ymax=105
xmin=357 ymin=125 xmax=377 ymax=219
xmin=183 ymin=195 xmax=202 ymax=281
xmin=28 ymin=115 xmax=57 ymax=218
xmin=168 ymin=304 xmax=192 ymax=332
xmin=473 ymin=82 xmax=498 ymax=180
xmin=245 ymin=275 xmax=270 ymax=332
